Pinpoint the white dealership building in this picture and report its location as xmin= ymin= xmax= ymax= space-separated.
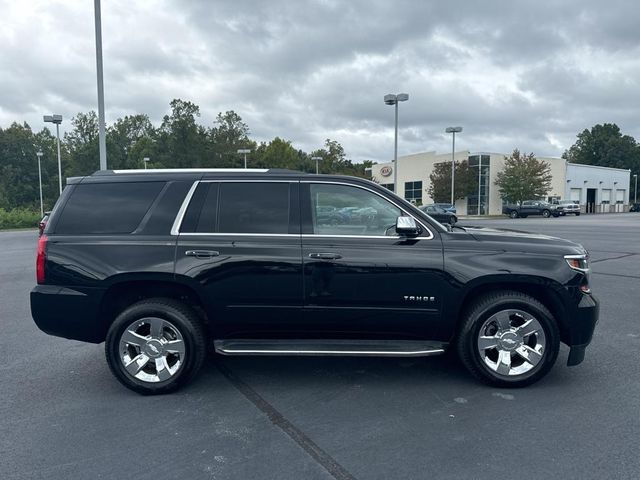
xmin=370 ymin=151 xmax=631 ymax=216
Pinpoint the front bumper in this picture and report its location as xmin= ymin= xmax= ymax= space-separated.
xmin=566 ymin=292 xmax=599 ymax=366
xmin=31 ymin=285 xmax=106 ymax=343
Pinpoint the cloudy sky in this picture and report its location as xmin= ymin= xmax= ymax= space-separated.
xmin=2 ymin=0 xmax=640 ymax=162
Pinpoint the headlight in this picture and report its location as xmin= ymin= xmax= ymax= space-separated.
xmin=564 ymin=254 xmax=589 ymax=273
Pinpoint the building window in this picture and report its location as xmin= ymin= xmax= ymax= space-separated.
xmin=380 ymin=183 xmax=394 ymax=192
xmin=404 ymin=181 xmax=422 ymax=204
xmin=467 ymin=155 xmax=490 ymax=215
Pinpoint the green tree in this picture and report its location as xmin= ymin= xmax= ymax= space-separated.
xmin=253 ymin=137 xmax=304 ymax=169
xmin=64 ymin=111 xmax=99 ymax=176
xmin=495 ymin=149 xmax=552 ymax=204
xmin=428 ymin=160 xmax=476 ymax=203
xmin=156 ymin=99 xmax=208 ymax=168
xmin=563 ymin=123 xmax=640 ymax=171
xmin=107 ymin=114 xmax=156 ymax=169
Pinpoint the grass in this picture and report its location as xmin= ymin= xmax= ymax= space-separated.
xmin=0 ymin=208 xmax=41 ymax=230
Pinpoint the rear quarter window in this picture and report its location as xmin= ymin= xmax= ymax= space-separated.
xmin=55 ymin=182 xmax=165 ymax=234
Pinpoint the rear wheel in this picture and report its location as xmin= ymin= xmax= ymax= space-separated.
xmin=542 ymin=209 xmax=551 ymax=218
xmin=456 ymin=291 xmax=560 ymax=388
xmin=105 ymin=298 xmax=207 ymax=395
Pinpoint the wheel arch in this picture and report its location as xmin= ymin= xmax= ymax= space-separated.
xmin=451 ymin=276 xmax=570 ymax=345
xmin=98 ymin=274 xmax=209 ymax=342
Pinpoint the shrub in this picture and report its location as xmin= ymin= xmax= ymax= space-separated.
xmin=0 ymin=208 xmax=41 ymax=230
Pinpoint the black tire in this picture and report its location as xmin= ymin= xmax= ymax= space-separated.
xmin=456 ymin=291 xmax=560 ymax=388
xmin=520 ymin=214 xmax=528 ymax=218
xmin=509 ymin=210 xmax=518 ymax=219
xmin=575 ymin=213 xmax=580 ymax=216
xmin=105 ymin=298 xmax=207 ymax=395
xmin=449 ymin=216 xmax=457 ymax=225
xmin=542 ymin=209 xmax=551 ymax=218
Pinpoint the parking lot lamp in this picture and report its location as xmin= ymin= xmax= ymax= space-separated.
xmin=634 ymin=174 xmax=638 ymax=203
xmin=311 ymin=156 xmax=322 ymax=174
xmin=36 ymin=151 xmax=44 ymax=216
xmin=445 ymin=126 xmax=463 ymax=207
xmin=237 ymin=149 xmax=251 ymax=169
xmin=43 ymin=114 xmax=63 ymax=195
xmin=384 ymin=93 xmax=409 ymax=194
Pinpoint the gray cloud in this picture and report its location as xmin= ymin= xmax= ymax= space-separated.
xmin=1 ymin=0 xmax=640 ymax=162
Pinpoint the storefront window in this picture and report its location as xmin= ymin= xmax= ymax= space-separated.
xmin=467 ymin=155 xmax=490 ymax=215
xmin=404 ymin=181 xmax=422 ymax=204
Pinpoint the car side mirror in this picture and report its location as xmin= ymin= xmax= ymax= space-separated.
xmin=396 ymin=216 xmax=420 ymax=236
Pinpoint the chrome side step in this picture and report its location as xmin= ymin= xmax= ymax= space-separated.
xmin=213 ymin=339 xmax=447 ymax=357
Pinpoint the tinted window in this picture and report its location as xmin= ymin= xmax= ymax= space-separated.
xmin=218 ymin=182 xmax=290 ymax=234
xmin=55 ymin=182 xmax=164 ymax=234
xmin=310 ymin=183 xmax=401 ymax=236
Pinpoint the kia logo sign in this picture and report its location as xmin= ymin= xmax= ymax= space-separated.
xmin=380 ymin=166 xmax=392 ymax=177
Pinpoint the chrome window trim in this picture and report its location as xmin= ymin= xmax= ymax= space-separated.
xmin=178 ymin=232 xmax=299 ymax=237
xmin=171 ymin=181 xmax=200 ymax=236
xmin=171 ymin=179 xmax=435 ymax=239
xmin=302 ymin=234 xmax=401 ymax=240
xmin=302 ymin=180 xmax=434 ymax=240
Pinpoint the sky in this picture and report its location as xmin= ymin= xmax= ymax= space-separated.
xmin=2 ymin=0 xmax=640 ymax=162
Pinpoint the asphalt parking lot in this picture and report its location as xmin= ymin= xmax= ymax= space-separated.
xmin=2 ymin=214 xmax=639 ymax=480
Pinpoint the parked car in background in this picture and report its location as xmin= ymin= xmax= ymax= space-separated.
xmin=38 ymin=211 xmax=50 ymax=236
xmin=502 ymin=201 xmax=559 ymax=218
xmin=553 ymin=200 xmax=581 ymax=216
xmin=434 ymin=203 xmax=456 ymax=214
xmin=420 ymin=204 xmax=458 ymax=225
xmin=630 ymin=202 xmax=640 ymax=212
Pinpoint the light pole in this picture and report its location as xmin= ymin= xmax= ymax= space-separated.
xmin=311 ymin=156 xmax=322 ymax=174
xmin=94 ymin=0 xmax=107 ymax=170
xmin=143 ymin=157 xmax=150 ymax=169
xmin=384 ymin=93 xmax=409 ymax=194
xmin=634 ymin=174 xmax=638 ymax=203
xmin=44 ymin=114 xmax=63 ymax=195
xmin=36 ymin=151 xmax=44 ymax=216
xmin=237 ymin=149 xmax=251 ymax=169
xmin=445 ymin=126 xmax=463 ymax=206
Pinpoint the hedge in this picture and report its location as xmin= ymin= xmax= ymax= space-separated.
xmin=0 ymin=208 xmax=41 ymax=230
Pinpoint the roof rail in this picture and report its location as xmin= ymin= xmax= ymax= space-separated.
xmin=93 ymin=168 xmax=306 ymax=175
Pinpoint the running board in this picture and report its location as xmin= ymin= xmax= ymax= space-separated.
xmin=213 ymin=339 xmax=447 ymax=357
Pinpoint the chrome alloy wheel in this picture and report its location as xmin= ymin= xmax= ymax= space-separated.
xmin=119 ymin=317 xmax=186 ymax=383
xmin=477 ymin=309 xmax=546 ymax=376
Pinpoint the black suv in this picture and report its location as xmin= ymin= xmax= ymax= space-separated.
xmin=31 ymin=169 xmax=598 ymax=394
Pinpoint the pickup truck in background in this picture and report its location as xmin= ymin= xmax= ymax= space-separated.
xmin=502 ymin=200 xmax=559 ymax=218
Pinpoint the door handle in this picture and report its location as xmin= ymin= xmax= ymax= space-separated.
xmin=308 ymin=252 xmax=342 ymax=260
xmin=185 ymin=250 xmax=219 ymax=259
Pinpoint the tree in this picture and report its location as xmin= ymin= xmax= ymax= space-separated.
xmin=495 ymin=149 xmax=552 ymax=204
xmin=156 ymin=99 xmax=208 ymax=168
xmin=428 ymin=160 xmax=476 ymax=203
xmin=563 ymin=123 xmax=640 ymax=172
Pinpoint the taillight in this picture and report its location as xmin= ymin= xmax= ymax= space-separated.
xmin=36 ymin=235 xmax=47 ymax=284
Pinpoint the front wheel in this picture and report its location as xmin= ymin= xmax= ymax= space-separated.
xmin=449 ymin=216 xmax=457 ymax=225
xmin=456 ymin=291 xmax=560 ymax=388
xmin=105 ymin=298 xmax=207 ymax=395
xmin=509 ymin=210 xmax=518 ymax=219
xmin=575 ymin=212 xmax=581 ymax=216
